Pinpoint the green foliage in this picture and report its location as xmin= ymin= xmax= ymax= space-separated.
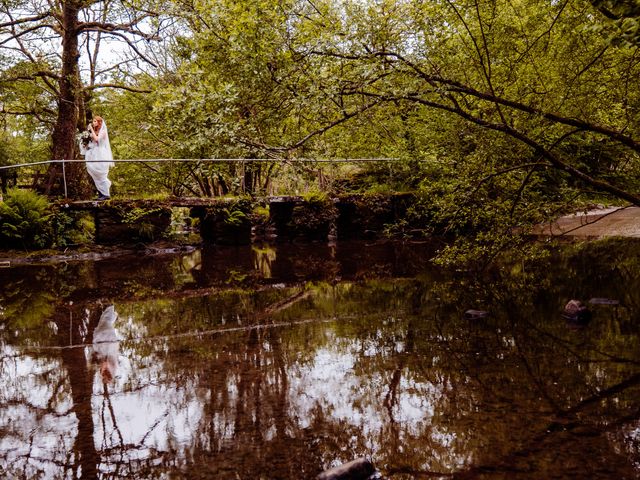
xmin=51 ymin=211 xmax=95 ymax=247
xmin=206 ymin=198 xmax=253 ymax=226
xmin=591 ymin=0 xmax=640 ymax=46
xmin=252 ymin=205 xmax=269 ymax=219
xmin=0 ymin=272 xmax=57 ymax=340
xmin=119 ymin=206 xmax=164 ymax=225
xmin=0 ymin=140 xmax=17 ymax=193
xmin=0 ymin=61 xmax=58 ymax=136
xmin=301 ymin=191 xmax=329 ymax=205
xmin=3 ymin=0 xmax=640 ymax=263
xmin=221 ymin=207 xmax=247 ymax=227
xmin=100 ymin=0 xmax=639 ymax=206
xmin=0 ymin=189 xmax=52 ymax=249
xmin=0 ymin=123 xmax=48 ymax=192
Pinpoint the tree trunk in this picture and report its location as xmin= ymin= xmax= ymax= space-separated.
xmin=47 ymin=0 xmax=90 ymax=198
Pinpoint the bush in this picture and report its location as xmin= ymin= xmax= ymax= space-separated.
xmin=0 ymin=189 xmax=53 ymax=249
xmin=51 ymin=211 xmax=95 ymax=247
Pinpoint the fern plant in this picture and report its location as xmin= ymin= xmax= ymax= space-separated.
xmin=0 ymin=189 xmax=53 ymax=249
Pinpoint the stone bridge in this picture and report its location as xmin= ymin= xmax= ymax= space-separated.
xmin=58 ymin=193 xmax=418 ymax=245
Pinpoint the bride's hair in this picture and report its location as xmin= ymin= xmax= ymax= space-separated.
xmin=93 ymin=116 xmax=104 ymax=132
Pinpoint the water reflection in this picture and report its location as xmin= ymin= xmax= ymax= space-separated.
xmin=91 ymin=305 xmax=119 ymax=384
xmin=0 ymin=240 xmax=639 ymax=479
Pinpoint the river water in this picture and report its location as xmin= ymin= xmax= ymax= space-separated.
xmin=0 ymin=239 xmax=639 ymax=479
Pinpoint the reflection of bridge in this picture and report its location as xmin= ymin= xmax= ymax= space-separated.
xmin=1 ymin=240 xmax=435 ymax=306
xmin=58 ymin=193 xmax=417 ymax=245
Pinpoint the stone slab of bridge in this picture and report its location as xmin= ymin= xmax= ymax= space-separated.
xmin=57 ymin=193 xmax=417 ymax=245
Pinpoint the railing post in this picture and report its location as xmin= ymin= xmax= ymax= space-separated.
xmin=241 ymin=159 xmax=246 ymax=194
xmin=62 ymin=160 xmax=68 ymax=198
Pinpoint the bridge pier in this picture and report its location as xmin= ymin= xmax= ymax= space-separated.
xmin=190 ymin=198 xmax=253 ymax=245
xmin=335 ymin=193 xmax=413 ymax=239
xmin=94 ymin=204 xmax=172 ymax=244
xmin=269 ymin=196 xmax=337 ymax=242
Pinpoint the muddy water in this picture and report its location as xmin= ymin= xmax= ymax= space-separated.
xmin=0 ymin=240 xmax=639 ymax=479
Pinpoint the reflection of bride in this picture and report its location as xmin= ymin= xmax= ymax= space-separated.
xmin=79 ymin=115 xmax=114 ymax=200
xmin=91 ymin=305 xmax=119 ymax=383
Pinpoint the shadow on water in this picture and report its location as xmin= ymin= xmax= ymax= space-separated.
xmin=0 ymin=239 xmax=639 ymax=479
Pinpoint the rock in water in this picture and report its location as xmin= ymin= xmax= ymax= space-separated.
xmin=588 ymin=297 xmax=620 ymax=305
xmin=316 ymin=458 xmax=376 ymax=480
xmin=562 ymin=299 xmax=591 ymax=323
xmin=464 ymin=309 xmax=489 ymax=320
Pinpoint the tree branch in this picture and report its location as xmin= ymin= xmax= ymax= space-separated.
xmin=0 ymin=12 xmax=51 ymax=29
xmin=408 ymin=94 xmax=640 ymax=205
xmin=347 ymin=89 xmax=640 ymax=206
xmin=85 ymin=82 xmax=151 ymax=93
xmin=1 ymin=71 xmax=60 ymax=81
xmin=378 ymin=51 xmax=640 ymax=153
xmin=239 ymin=99 xmax=382 ymax=153
xmin=81 ymin=29 xmax=158 ymax=67
xmin=78 ymin=16 xmax=160 ymax=41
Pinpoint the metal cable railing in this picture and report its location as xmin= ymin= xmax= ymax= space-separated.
xmin=0 ymin=157 xmax=400 ymax=170
xmin=0 ymin=157 xmax=403 ymax=197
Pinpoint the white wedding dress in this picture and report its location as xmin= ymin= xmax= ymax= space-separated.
xmin=80 ymin=120 xmax=114 ymax=197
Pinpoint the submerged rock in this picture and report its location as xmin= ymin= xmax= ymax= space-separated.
xmin=588 ymin=297 xmax=620 ymax=305
xmin=316 ymin=458 xmax=376 ymax=480
xmin=562 ymin=299 xmax=592 ymax=324
xmin=464 ymin=309 xmax=489 ymax=320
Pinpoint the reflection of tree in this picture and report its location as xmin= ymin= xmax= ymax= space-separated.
xmin=0 ymin=301 xmax=97 ymax=479
xmin=61 ymin=337 xmax=98 ymax=479
xmin=93 ymin=264 xmax=640 ymax=477
xmin=379 ymin=250 xmax=640 ymax=478
xmin=176 ymin=294 xmax=330 ymax=478
xmin=0 ymin=269 xmax=59 ymax=346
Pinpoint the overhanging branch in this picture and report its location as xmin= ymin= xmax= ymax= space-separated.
xmin=81 ymin=29 xmax=158 ymax=67
xmin=239 ymin=99 xmax=383 ymax=153
xmin=399 ymin=92 xmax=640 ymax=206
xmin=85 ymin=83 xmax=151 ymax=93
xmin=0 ymin=12 xmax=51 ymax=29
xmin=78 ymin=15 xmax=160 ymax=41
xmin=380 ymin=51 xmax=640 ymax=153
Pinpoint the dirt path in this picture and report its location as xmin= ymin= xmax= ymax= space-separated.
xmin=533 ymin=206 xmax=640 ymax=238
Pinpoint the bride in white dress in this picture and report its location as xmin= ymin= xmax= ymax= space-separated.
xmin=80 ymin=115 xmax=114 ymax=200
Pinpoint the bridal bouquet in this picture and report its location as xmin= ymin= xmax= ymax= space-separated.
xmin=76 ymin=129 xmax=92 ymax=149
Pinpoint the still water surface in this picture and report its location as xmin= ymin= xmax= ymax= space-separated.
xmin=1 ymin=240 xmax=639 ymax=479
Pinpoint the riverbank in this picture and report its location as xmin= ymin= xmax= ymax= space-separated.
xmin=532 ymin=206 xmax=640 ymax=238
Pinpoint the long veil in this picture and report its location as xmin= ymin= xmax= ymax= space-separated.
xmin=85 ymin=118 xmax=114 ymax=197
xmin=98 ymin=120 xmax=115 ymax=167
